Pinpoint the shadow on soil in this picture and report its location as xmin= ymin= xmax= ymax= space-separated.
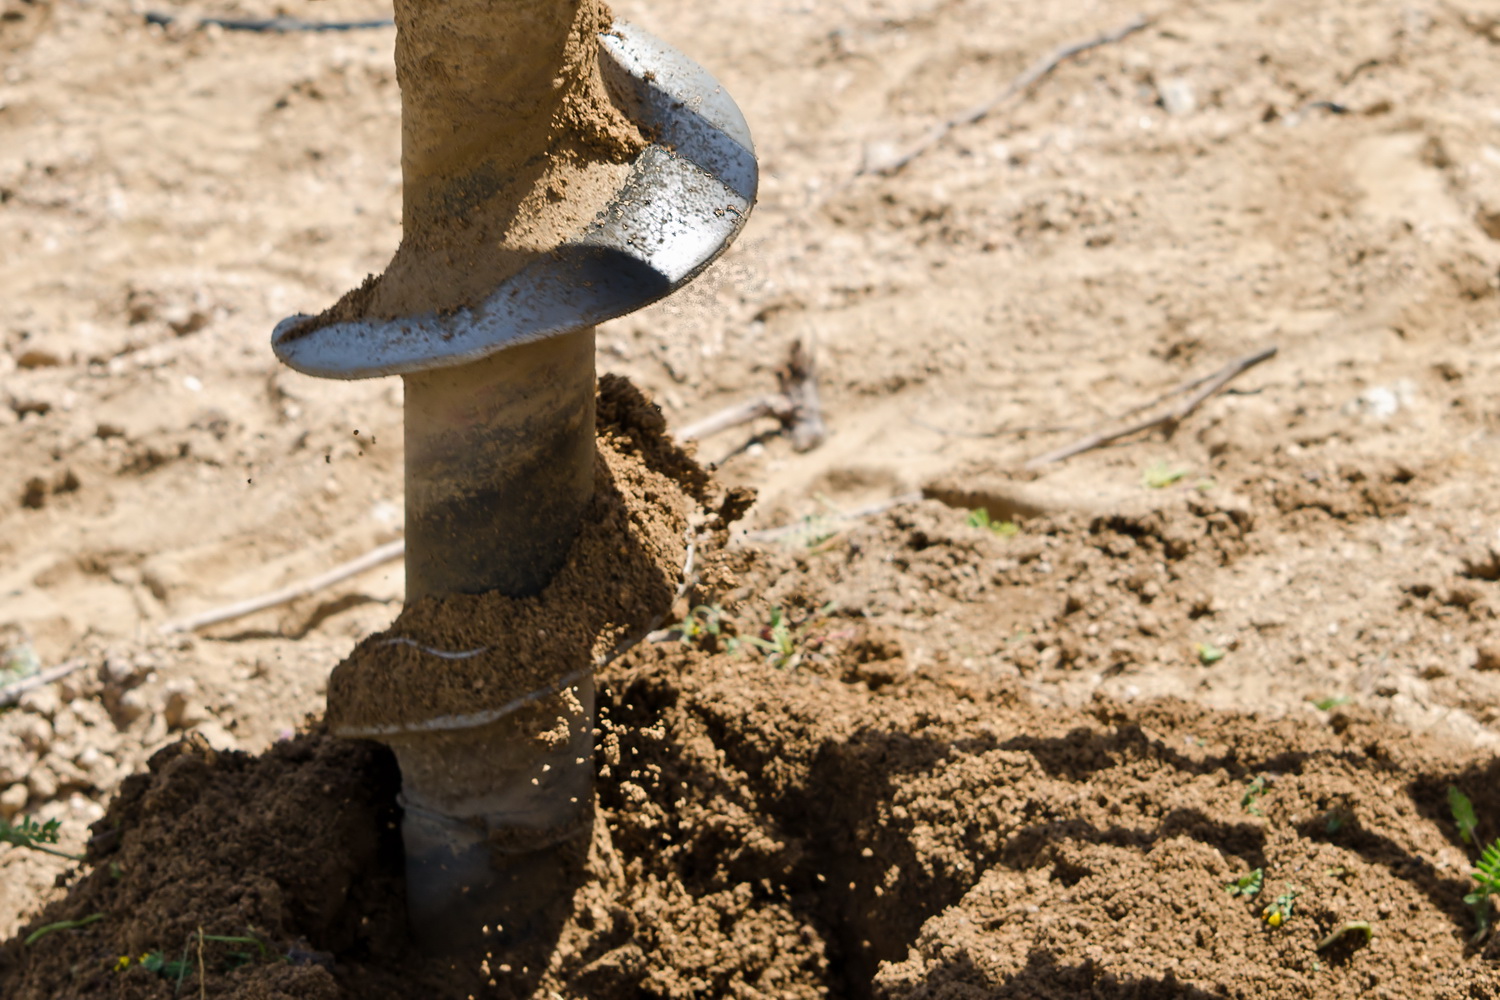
xmin=886 ymin=949 xmax=1233 ymax=1000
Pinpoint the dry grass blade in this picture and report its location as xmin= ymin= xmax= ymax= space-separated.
xmin=862 ymin=14 xmax=1152 ymax=176
xmin=1024 ymin=346 xmax=1277 ymax=469
xmin=158 ymin=539 xmax=405 ymax=635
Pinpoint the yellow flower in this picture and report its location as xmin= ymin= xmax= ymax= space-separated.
xmin=113 ymin=955 xmax=131 ymax=971
xmin=1264 ymin=909 xmax=1283 ymax=927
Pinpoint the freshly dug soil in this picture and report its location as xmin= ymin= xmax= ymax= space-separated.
xmin=1 ymin=380 xmax=1497 ymax=997
xmin=328 ymin=373 xmax=712 ymax=733
xmin=2 ymin=648 xmax=1498 ymax=999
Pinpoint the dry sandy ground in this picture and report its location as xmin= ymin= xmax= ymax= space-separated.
xmin=1 ymin=0 xmax=1500 ymax=990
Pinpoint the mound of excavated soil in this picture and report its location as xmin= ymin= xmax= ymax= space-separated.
xmin=1 ymin=376 xmax=1497 ymax=998
xmin=1 ymin=648 xmax=1497 ymax=999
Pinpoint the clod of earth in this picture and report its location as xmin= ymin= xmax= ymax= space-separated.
xmin=267 ymin=0 xmax=756 ymax=950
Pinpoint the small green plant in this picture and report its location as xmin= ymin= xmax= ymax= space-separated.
xmin=24 ymin=912 xmax=103 ymax=946
xmin=1323 ymin=806 xmax=1354 ymax=835
xmin=778 ymin=513 xmax=840 ymax=549
xmin=1310 ymin=694 xmax=1351 ymax=711
xmin=1195 ymin=642 xmax=1226 ymax=665
xmin=1447 ymin=786 xmax=1498 ymax=940
xmin=1262 ymin=886 xmax=1301 ymax=927
xmin=1466 ymin=838 xmax=1500 ymax=942
xmin=966 ymin=508 xmax=1019 ymax=537
xmin=1 ymin=641 xmax=39 ymax=686
xmin=1225 ymin=868 xmax=1263 ymax=898
xmin=1241 ymin=775 xmax=1269 ymax=817
xmin=1449 ymin=786 xmax=1480 ymax=845
xmin=731 ymin=604 xmax=835 ymax=670
xmin=1143 ymin=461 xmax=1192 ymax=489
xmin=667 ymin=604 xmax=726 ymax=648
xmin=0 ymin=815 xmax=84 ymax=861
xmin=119 ymin=930 xmax=273 ymax=992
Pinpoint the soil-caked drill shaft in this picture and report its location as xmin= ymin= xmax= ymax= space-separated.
xmin=270 ymin=0 xmax=757 ymax=955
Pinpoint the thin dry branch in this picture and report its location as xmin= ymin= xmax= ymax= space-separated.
xmin=1024 ymin=346 xmax=1278 ymax=469
xmin=675 ymin=339 xmax=827 ymax=453
xmin=777 ymin=339 xmax=827 ymax=452
xmin=0 ymin=658 xmax=88 ymax=708
xmin=676 ymin=396 xmax=797 ymax=443
xmin=159 ymin=539 xmax=405 ymax=634
xmin=862 ymin=14 xmax=1152 ymax=177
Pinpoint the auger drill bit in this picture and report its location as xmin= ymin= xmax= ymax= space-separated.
xmin=271 ymin=0 xmax=755 ymax=950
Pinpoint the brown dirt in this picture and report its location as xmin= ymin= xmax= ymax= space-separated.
xmin=3 ymin=383 xmax=1500 ymax=998
xmin=4 ymin=0 xmax=1500 ymax=995
xmin=328 ymin=375 xmax=705 ymax=732
xmin=2 ymin=644 xmax=1499 ymax=998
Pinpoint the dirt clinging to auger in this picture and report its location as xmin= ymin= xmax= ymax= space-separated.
xmin=311 ymin=0 xmax=649 ymax=328
xmin=329 ymin=374 xmax=713 ymax=733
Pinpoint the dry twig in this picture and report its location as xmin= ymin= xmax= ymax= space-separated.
xmin=159 ymin=539 xmax=405 ymax=634
xmin=676 ymin=396 xmax=797 ymax=443
xmin=676 ymin=339 xmax=827 ymax=453
xmin=862 ymin=14 xmax=1152 ymax=177
xmin=1024 ymin=346 xmax=1277 ymax=469
xmin=0 ymin=658 xmax=88 ymax=708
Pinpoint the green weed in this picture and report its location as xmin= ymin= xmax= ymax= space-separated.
xmin=1225 ymin=868 xmax=1263 ymax=898
xmin=667 ymin=604 xmax=726 ymax=648
xmin=1310 ymin=695 xmax=1351 ymax=711
xmin=1195 ymin=642 xmax=1226 ymax=665
xmin=1449 ymin=786 xmax=1479 ymax=845
xmin=1143 ymin=461 xmax=1192 ymax=489
xmin=1446 ymin=787 xmax=1496 ymax=941
xmin=1241 ymin=775 xmax=1269 ymax=817
xmin=0 ymin=815 xmax=85 ymax=862
xmin=24 ymin=912 xmax=103 ymax=946
xmin=731 ymin=604 xmax=836 ymax=670
xmin=779 ymin=513 xmax=840 ymax=549
xmin=1465 ymin=838 xmax=1500 ymax=941
xmin=1262 ymin=886 xmax=1301 ymax=927
xmin=119 ymin=930 xmax=273 ymax=993
xmin=1323 ymin=806 xmax=1354 ymax=835
xmin=1 ymin=639 xmax=39 ymax=686
xmin=966 ymin=508 xmax=1019 ymax=537
xmin=1315 ymin=920 xmax=1372 ymax=952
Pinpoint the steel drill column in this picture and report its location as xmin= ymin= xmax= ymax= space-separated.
xmin=402 ymin=328 xmax=596 ymax=603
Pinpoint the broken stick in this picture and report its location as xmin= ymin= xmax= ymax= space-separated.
xmin=1024 ymin=345 xmax=1277 ymax=469
xmin=0 ymin=658 xmax=88 ymax=709
xmin=676 ymin=396 xmax=797 ymax=443
xmin=159 ymin=538 xmax=405 ymax=634
xmin=862 ymin=14 xmax=1152 ymax=177
xmin=675 ymin=339 xmax=827 ymax=453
